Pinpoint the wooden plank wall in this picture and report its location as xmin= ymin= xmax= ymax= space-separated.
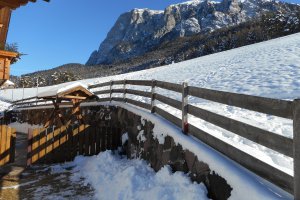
xmin=27 ymin=124 xmax=121 ymax=165
xmin=0 ymin=125 xmax=16 ymax=166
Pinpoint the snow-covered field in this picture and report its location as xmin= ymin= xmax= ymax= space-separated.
xmin=1 ymin=33 xmax=300 ymax=199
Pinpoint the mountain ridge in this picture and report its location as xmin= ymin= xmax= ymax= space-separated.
xmin=86 ymin=0 xmax=297 ymax=65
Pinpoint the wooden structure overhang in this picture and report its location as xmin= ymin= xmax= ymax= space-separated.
xmin=0 ymin=0 xmax=50 ymax=10
xmin=37 ymin=84 xmax=95 ymax=128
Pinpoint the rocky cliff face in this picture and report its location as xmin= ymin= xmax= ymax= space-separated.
xmin=86 ymin=0 xmax=296 ymax=65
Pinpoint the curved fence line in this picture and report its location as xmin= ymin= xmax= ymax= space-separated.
xmin=13 ymin=79 xmax=300 ymax=197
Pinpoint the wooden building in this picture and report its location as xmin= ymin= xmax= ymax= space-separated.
xmin=0 ymin=0 xmax=49 ymax=86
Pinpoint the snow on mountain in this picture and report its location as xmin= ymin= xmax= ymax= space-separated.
xmin=86 ymin=0 xmax=299 ymax=65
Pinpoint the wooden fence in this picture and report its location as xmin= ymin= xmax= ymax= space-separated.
xmin=27 ymin=124 xmax=121 ymax=165
xmin=0 ymin=125 xmax=16 ymax=166
xmin=13 ymin=79 xmax=299 ymax=198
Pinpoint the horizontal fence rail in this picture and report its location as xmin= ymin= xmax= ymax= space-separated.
xmin=13 ymin=79 xmax=298 ymax=198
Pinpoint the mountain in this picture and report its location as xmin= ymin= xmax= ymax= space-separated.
xmin=86 ymin=0 xmax=299 ymax=65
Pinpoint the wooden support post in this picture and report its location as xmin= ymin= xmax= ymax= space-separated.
xmin=123 ymin=79 xmax=126 ymax=102
xmin=182 ymin=82 xmax=188 ymax=134
xmin=151 ymin=79 xmax=156 ymax=113
xmin=110 ymin=80 xmax=113 ymax=102
xmin=0 ymin=7 xmax=11 ymax=48
xmin=294 ymin=99 xmax=300 ymax=200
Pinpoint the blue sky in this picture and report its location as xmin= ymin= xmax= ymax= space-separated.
xmin=7 ymin=0 xmax=300 ymax=76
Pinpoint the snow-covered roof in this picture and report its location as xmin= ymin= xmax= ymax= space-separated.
xmin=37 ymin=82 xmax=94 ymax=99
xmin=1 ymin=80 xmax=15 ymax=89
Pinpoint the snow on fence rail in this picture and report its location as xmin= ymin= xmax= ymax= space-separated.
xmin=13 ymin=79 xmax=300 ymax=198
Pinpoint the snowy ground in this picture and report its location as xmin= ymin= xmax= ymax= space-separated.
xmin=1 ymin=33 xmax=299 ymax=199
xmin=9 ymin=151 xmax=208 ymax=200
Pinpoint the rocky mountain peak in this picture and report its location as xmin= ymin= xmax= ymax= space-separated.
xmin=86 ymin=0 xmax=297 ymax=65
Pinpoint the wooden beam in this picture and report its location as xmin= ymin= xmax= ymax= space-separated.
xmin=0 ymin=7 xmax=11 ymax=48
xmin=60 ymin=95 xmax=87 ymax=100
xmin=293 ymin=99 xmax=300 ymax=199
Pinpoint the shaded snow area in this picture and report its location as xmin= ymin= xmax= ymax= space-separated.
xmin=23 ymin=151 xmax=208 ymax=200
xmin=70 ymin=151 xmax=208 ymax=200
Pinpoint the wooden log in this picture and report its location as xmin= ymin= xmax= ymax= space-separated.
xmin=38 ymin=128 xmax=47 ymax=164
xmin=100 ymin=126 xmax=106 ymax=152
xmin=182 ymin=82 xmax=188 ymax=134
xmin=155 ymin=93 xmax=181 ymax=110
xmin=126 ymin=80 xmax=152 ymax=86
xmin=31 ymin=129 xmax=39 ymax=164
xmin=112 ymin=80 xmax=125 ymax=85
xmin=27 ymin=129 xmax=33 ymax=166
xmin=126 ymin=89 xmax=152 ymax=98
xmin=154 ymin=107 xmax=181 ymax=128
xmin=45 ymin=127 xmax=54 ymax=164
xmin=110 ymin=81 xmax=113 ymax=102
xmin=97 ymin=98 xmax=111 ymax=103
xmin=188 ymin=86 xmax=293 ymax=119
xmin=94 ymin=90 xmax=110 ymax=95
xmin=96 ymin=126 xmax=101 ymax=154
xmin=84 ymin=125 xmax=90 ymax=156
xmin=126 ymin=99 xmax=151 ymax=110
xmin=88 ymin=82 xmax=110 ymax=89
xmin=52 ymin=127 xmax=61 ymax=163
xmin=90 ymin=126 xmax=96 ymax=155
xmin=156 ymin=81 xmax=182 ymax=93
xmin=293 ymin=99 xmax=300 ymax=199
xmin=4 ymin=126 xmax=11 ymax=164
xmin=123 ymin=80 xmax=127 ymax=102
xmin=59 ymin=126 xmax=68 ymax=162
xmin=188 ymin=104 xmax=293 ymax=157
xmin=10 ymin=128 xmax=16 ymax=163
xmin=0 ymin=125 xmax=6 ymax=166
xmin=72 ymin=124 xmax=79 ymax=159
xmin=188 ymin=124 xmax=293 ymax=194
xmin=111 ymin=127 xmax=117 ymax=150
xmin=107 ymin=126 xmax=112 ymax=150
xmin=78 ymin=124 xmax=85 ymax=155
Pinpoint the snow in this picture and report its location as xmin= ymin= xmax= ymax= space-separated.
xmin=37 ymin=82 xmax=89 ymax=98
xmin=93 ymin=102 xmax=292 ymax=200
xmin=61 ymin=151 xmax=209 ymax=200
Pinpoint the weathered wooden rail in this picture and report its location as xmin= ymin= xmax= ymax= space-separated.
xmin=13 ymin=79 xmax=299 ymax=198
xmin=0 ymin=124 xmax=16 ymax=166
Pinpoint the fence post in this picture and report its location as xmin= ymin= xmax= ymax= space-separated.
xmin=123 ymin=79 xmax=126 ymax=102
xmin=151 ymin=79 xmax=156 ymax=113
xmin=294 ymin=99 xmax=300 ymax=200
xmin=182 ymin=82 xmax=188 ymax=134
xmin=110 ymin=80 xmax=113 ymax=102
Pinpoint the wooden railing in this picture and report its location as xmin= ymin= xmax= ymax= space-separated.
xmin=13 ymin=79 xmax=299 ymax=198
xmin=27 ymin=124 xmax=121 ymax=165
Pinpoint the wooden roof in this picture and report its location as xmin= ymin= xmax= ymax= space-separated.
xmin=0 ymin=0 xmax=49 ymax=9
xmin=37 ymin=83 xmax=94 ymax=101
